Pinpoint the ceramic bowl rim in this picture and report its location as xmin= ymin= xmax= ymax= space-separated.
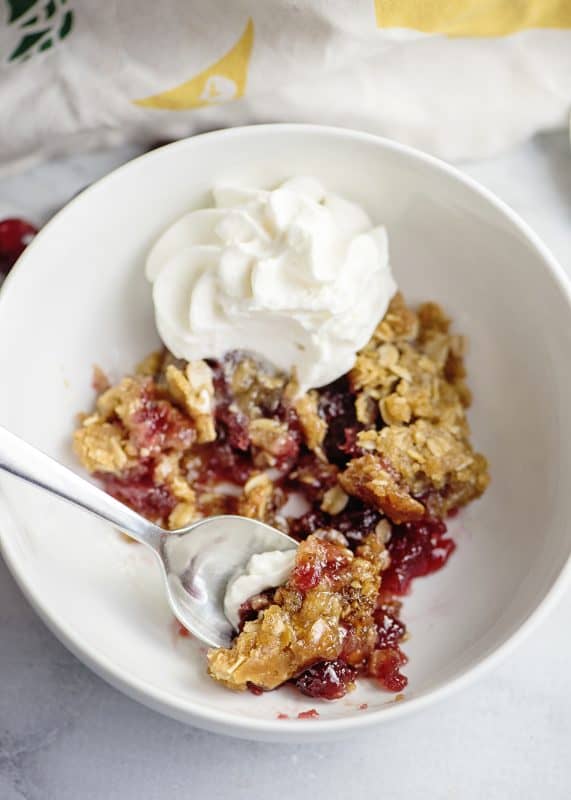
xmin=2 ymin=123 xmax=571 ymax=740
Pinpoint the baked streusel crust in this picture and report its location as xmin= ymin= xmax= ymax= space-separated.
xmin=74 ymin=293 xmax=489 ymax=698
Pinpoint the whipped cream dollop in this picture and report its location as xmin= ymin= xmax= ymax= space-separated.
xmin=224 ymin=549 xmax=297 ymax=631
xmin=147 ymin=177 xmax=396 ymax=392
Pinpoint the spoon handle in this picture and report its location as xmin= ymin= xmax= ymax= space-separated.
xmin=0 ymin=425 xmax=162 ymax=549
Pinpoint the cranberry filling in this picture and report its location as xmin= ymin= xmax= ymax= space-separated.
xmin=295 ymin=660 xmax=358 ymax=700
xmin=297 ymin=708 xmax=319 ymax=719
xmin=97 ymin=462 xmax=177 ymax=522
xmin=288 ymin=509 xmax=328 ymax=540
xmin=368 ymin=647 xmax=408 ymax=692
xmin=89 ymin=344 xmax=464 ymax=699
xmin=318 ymin=377 xmax=362 ymax=465
xmin=375 ymin=605 xmax=406 ymax=649
xmin=287 ymin=454 xmax=338 ymax=502
xmin=273 ymin=405 xmax=302 ymax=470
xmin=197 ymin=439 xmax=253 ymax=486
xmin=216 ymin=403 xmax=250 ymax=451
xmin=382 ymin=518 xmax=456 ymax=596
xmin=290 ymin=540 xmax=350 ymax=593
xmin=334 ymin=503 xmax=381 ymax=547
xmin=129 ymin=388 xmax=195 ymax=454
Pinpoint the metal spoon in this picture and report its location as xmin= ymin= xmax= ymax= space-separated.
xmin=0 ymin=426 xmax=297 ymax=648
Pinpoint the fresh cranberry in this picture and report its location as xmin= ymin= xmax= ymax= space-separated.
xmin=295 ymin=660 xmax=357 ymax=700
xmin=382 ymin=518 xmax=456 ymax=596
xmin=0 ymin=218 xmax=37 ymax=277
xmin=368 ymin=647 xmax=408 ymax=692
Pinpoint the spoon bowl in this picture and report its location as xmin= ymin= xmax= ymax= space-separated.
xmin=161 ymin=516 xmax=296 ymax=647
xmin=0 ymin=425 xmax=297 ymax=647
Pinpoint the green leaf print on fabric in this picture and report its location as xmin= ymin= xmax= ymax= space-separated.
xmin=4 ymin=0 xmax=74 ymax=63
xmin=7 ymin=0 xmax=36 ymax=23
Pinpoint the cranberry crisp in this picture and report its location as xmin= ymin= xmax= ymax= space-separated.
xmin=74 ymin=294 xmax=489 ymax=699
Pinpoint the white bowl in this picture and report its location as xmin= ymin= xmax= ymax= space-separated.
xmin=1 ymin=125 xmax=571 ymax=743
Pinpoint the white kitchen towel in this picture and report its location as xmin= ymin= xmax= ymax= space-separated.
xmin=0 ymin=0 xmax=570 ymax=172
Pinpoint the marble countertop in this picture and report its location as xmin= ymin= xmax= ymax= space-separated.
xmin=1 ymin=132 xmax=570 ymax=800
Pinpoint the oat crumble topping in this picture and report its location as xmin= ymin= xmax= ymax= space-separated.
xmin=74 ymin=294 xmax=489 ymax=699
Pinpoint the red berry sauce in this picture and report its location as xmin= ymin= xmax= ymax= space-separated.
xmin=368 ymin=647 xmax=408 ymax=692
xmin=129 ymin=386 xmax=195 ymax=455
xmin=318 ymin=377 xmax=362 ymax=465
xmin=295 ymin=660 xmax=358 ymax=700
xmin=97 ymin=461 xmax=178 ymax=522
xmin=290 ymin=539 xmax=350 ymax=593
xmin=375 ymin=605 xmax=406 ymax=649
xmin=382 ymin=518 xmax=456 ymax=596
xmin=297 ymin=708 xmax=319 ymax=720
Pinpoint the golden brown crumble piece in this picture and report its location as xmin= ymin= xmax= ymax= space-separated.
xmin=152 ymin=453 xmax=197 ymax=530
xmin=227 ymin=356 xmax=286 ymax=419
xmin=320 ymin=484 xmax=349 ymax=515
xmin=248 ymin=418 xmax=291 ymax=467
xmin=340 ymin=453 xmax=425 ymax=524
xmin=207 ymin=531 xmax=386 ymax=691
xmin=73 ymin=290 xmax=490 ymax=700
xmin=73 ymin=418 xmax=130 ymax=474
xmin=372 ymin=292 xmax=419 ymax=344
xmin=165 ymin=361 xmax=216 ymax=444
xmin=341 ymin=421 xmax=489 ymax=522
xmin=196 ymin=491 xmax=235 ymax=518
xmin=152 ymin=453 xmax=193 ymax=500
xmin=92 ymin=365 xmax=110 ymax=394
xmin=293 ymin=391 xmax=327 ymax=455
xmin=351 ymin=294 xmax=473 ymax=439
xmin=135 ymin=350 xmax=163 ymax=378
xmin=74 ymin=373 xmax=196 ymax=482
xmin=95 ymin=376 xmax=143 ymax=423
xmin=237 ymin=472 xmax=276 ymax=521
xmin=168 ymin=501 xmax=197 ymax=530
